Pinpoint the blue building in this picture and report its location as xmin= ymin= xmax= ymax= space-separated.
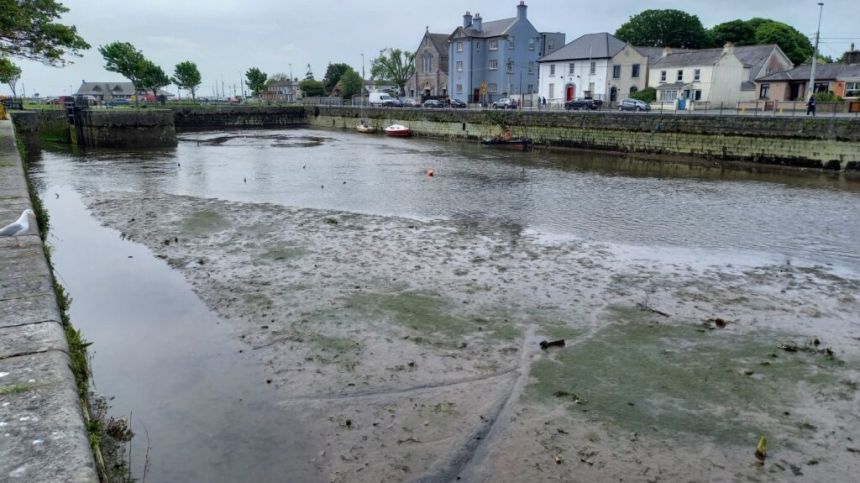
xmin=448 ymin=1 xmax=543 ymax=104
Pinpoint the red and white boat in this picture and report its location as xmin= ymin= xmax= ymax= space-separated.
xmin=384 ymin=124 xmax=412 ymax=137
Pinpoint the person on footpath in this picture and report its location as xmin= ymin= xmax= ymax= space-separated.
xmin=807 ymin=96 xmax=817 ymax=116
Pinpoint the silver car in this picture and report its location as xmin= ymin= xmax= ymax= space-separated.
xmin=618 ymin=98 xmax=651 ymax=112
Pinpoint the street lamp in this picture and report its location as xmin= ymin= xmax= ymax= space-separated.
xmin=807 ymin=2 xmax=824 ymax=101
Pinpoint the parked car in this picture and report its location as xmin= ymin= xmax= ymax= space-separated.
xmin=369 ymin=91 xmax=399 ymax=107
xmin=449 ymin=98 xmax=467 ymax=108
xmin=400 ymin=97 xmax=421 ymax=107
xmin=618 ymin=98 xmax=651 ymax=112
xmin=493 ymin=97 xmax=517 ymax=109
xmin=422 ymin=99 xmax=444 ymax=108
xmin=107 ymin=98 xmax=130 ymax=107
xmin=564 ymin=98 xmax=601 ymax=111
xmin=382 ymin=97 xmax=403 ymax=107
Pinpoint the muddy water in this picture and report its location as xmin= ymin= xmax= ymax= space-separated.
xmin=25 ymin=129 xmax=860 ymax=481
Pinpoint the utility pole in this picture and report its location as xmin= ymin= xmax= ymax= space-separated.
xmin=361 ymin=54 xmax=365 ymax=107
xmin=807 ymin=2 xmax=824 ymax=101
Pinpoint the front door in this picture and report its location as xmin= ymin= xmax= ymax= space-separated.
xmin=610 ymin=86 xmax=618 ymax=102
xmin=566 ymin=85 xmax=575 ymax=101
xmin=473 ymin=88 xmax=480 ymax=103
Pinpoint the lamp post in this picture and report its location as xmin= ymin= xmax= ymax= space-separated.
xmin=807 ymin=2 xmax=824 ymax=101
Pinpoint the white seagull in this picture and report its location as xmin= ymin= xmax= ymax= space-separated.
xmin=0 ymin=209 xmax=37 ymax=246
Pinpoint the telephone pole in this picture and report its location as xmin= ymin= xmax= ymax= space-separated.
xmin=807 ymin=2 xmax=824 ymax=101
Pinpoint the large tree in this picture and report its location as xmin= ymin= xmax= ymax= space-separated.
xmin=0 ymin=57 xmax=22 ymax=98
xmin=98 ymin=41 xmax=147 ymax=105
xmin=615 ymin=9 xmax=709 ymax=48
xmin=339 ymin=68 xmax=362 ymax=100
xmin=298 ymin=79 xmax=325 ymax=97
xmin=370 ymin=48 xmax=415 ymax=96
xmin=139 ymin=60 xmax=170 ymax=99
xmin=266 ymin=73 xmax=291 ymax=85
xmin=0 ymin=0 xmax=89 ymax=65
xmin=245 ymin=67 xmax=267 ymax=97
xmin=323 ymin=63 xmax=351 ymax=95
xmin=172 ymin=61 xmax=201 ymax=101
xmin=709 ymin=19 xmax=757 ymax=47
xmin=707 ymin=18 xmax=813 ymax=65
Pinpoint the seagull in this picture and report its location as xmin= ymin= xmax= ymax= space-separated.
xmin=0 ymin=209 xmax=37 ymax=247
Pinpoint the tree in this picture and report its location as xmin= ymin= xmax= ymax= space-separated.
xmin=0 ymin=0 xmax=89 ymax=65
xmin=266 ymin=73 xmax=290 ymax=86
xmin=98 ymin=42 xmax=147 ymax=105
xmin=305 ymin=64 xmax=314 ymax=80
xmin=245 ymin=67 xmax=267 ymax=97
xmin=709 ymin=19 xmax=757 ymax=47
xmin=172 ymin=61 xmax=201 ymax=101
xmin=630 ymin=87 xmax=656 ymax=103
xmin=0 ymin=57 xmax=22 ymax=98
xmin=339 ymin=68 xmax=362 ymax=99
xmin=298 ymin=79 xmax=325 ymax=97
xmin=323 ymin=63 xmax=351 ymax=95
xmin=752 ymin=22 xmax=812 ymax=65
xmin=370 ymin=48 xmax=415 ymax=96
xmin=139 ymin=60 xmax=170 ymax=100
xmin=615 ymin=9 xmax=709 ymax=48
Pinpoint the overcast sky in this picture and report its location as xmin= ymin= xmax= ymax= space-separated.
xmin=5 ymin=0 xmax=858 ymax=97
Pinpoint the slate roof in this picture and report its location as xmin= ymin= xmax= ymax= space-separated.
xmin=451 ymin=17 xmax=518 ymax=39
xmin=757 ymin=63 xmax=860 ymax=81
xmin=633 ymin=46 xmax=693 ymax=64
xmin=427 ymin=33 xmax=450 ymax=54
xmin=653 ymin=45 xmax=776 ymax=69
xmin=538 ymin=33 xmax=626 ymax=62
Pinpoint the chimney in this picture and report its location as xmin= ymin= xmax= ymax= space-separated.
xmin=463 ymin=11 xmax=472 ymax=28
xmin=722 ymin=41 xmax=735 ymax=55
xmin=846 ymin=44 xmax=860 ymax=64
xmin=473 ymin=13 xmax=482 ymax=32
xmin=661 ymin=47 xmax=672 ymax=58
xmin=517 ymin=1 xmax=527 ymax=20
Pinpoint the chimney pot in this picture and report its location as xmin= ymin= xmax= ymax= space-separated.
xmin=517 ymin=1 xmax=527 ymax=20
xmin=463 ymin=11 xmax=473 ymax=28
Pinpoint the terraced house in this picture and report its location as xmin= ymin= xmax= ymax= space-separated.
xmin=448 ymin=1 xmax=542 ymax=103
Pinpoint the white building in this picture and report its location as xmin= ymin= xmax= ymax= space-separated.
xmin=537 ymin=33 xmax=625 ymax=105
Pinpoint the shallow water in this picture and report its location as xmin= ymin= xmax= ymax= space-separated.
xmin=25 ymin=128 xmax=860 ymax=481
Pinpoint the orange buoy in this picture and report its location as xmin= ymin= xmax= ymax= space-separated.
xmin=427 ymin=169 xmax=434 ymax=177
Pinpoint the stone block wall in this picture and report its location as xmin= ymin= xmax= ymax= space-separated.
xmin=172 ymin=106 xmax=306 ymax=131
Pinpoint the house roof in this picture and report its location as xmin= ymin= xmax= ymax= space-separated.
xmin=451 ymin=17 xmax=518 ymax=40
xmin=538 ymin=33 xmax=626 ymax=62
xmin=427 ymin=33 xmax=450 ymax=54
xmin=653 ymin=45 xmax=776 ymax=69
xmin=632 ymin=46 xmax=694 ymax=64
xmin=757 ymin=63 xmax=860 ymax=81
xmin=77 ymin=81 xmax=172 ymax=96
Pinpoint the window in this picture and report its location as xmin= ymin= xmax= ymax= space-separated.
xmin=694 ymin=69 xmax=701 ymax=81
xmin=660 ymin=90 xmax=677 ymax=101
xmin=528 ymin=62 xmax=534 ymax=74
xmin=488 ymin=83 xmax=497 ymax=93
xmin=630 ymin=85 xmax=639 ymax=94
xmin=547 ymin=40 xmax=554 ymax=51
xmin=694 ymin=90 xmax=702 ymax=101
xmin=759 ymin=83 xmax=770 ymax=99
xmin=456 ymin=83 xmax=463 ymax=94
xmin=456 ymin=42 xmax=463 ymax=53
xmin=550 ymin=64 xmax=555 ymax=76
xmin=489 ymin=39 xmax=498 ymax=50
xmin=528 ymin=38 xmax=535 ymax=51
xmin=677 ymin=70 xmax=683 ymax=81
xmin=590 ymin=62 xmax=596 ymax=75
xmin=527 ymin=84 xmax=534 ymax=93
xmin=488 ymin=59 xmax=498 ymax=71
xmin=549 ymin=83 xmax=555 ymax=98
xmin=422 ymin=54 xmax=432 ymax=73
xmin=569 ymin=63 xmax=575 ymax=75
xmin=506 ymin=59 xmax=513 ymax=73
xmin=845 ymin=81 xmax=860 ymax=97
xmin=476 ymin=42 xmax=481 ymax=51
xmin=631 ymin=64 xmax=640 ymax=78
xmin=660 ymin=70 xmax=667 ymax=82
xmin=508 ymin=36 xmax=515 ymax=49
xmin=612 ymin=65 xmax=621 ymax=79
xmin=456 ymin=61 xmax=463 ymax=72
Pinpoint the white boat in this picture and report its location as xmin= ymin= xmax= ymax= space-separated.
xmin=356 ymin=119 xmax=376 ymax=133
xmin=384 ymin=124 xmax=412 ymax=137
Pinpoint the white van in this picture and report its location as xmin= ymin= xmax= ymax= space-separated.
xmin=368 ymin=91 xmax=396 ymax=107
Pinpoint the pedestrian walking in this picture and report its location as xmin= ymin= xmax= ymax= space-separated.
xmin=807 ymin=96 xmax=816 ymax=116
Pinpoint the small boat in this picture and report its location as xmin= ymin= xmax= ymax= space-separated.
xmin=384 ymin=124 xmax=412 ymax=137
xmin=356 ymin=119 xmax=376 ymax=133
xmin=481 ymin=137 xmax=532 ymax=151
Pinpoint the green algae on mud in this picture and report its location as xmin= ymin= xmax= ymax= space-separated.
xmin=308 ymin=334 xmax=362 ymax=369
xmin=260 ymin=241 xmax=306 ymax=262
xmin=181 ymin=210 xmax=228 ymax=235
xmin=527 ymin=320 xmax=852 ymax=446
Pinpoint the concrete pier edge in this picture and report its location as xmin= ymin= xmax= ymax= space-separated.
xmin=0 ymin=120 xmax=99 ymax=482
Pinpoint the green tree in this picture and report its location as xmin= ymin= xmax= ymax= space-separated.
xmin=0 ymin=0 xmax=89 ymax=65
xmin=266 ymin=73 xmax=290 ymax=85
xmin=0 ymin=57 xmax=22 ymax=98
xmin=299 ymin=79 xmax=325 ymax=97
xmin=172 ymin=61 xmax=202 ymax=101
xmin=339 ymin=68 xmax=362 ymax=99
xmin=370 ymin=48 xmax=415 ymax=96
xmin=630 ymin=87 xmax=656 ymax=103
xmin=709 ymin=19 xmax=757 ymax=47
xmin=753 ymin=21 xmax=812 ymax=65
xmin=615 ymin=9 xmax=709 ymax=48
xmin=98 ymin=41 xmax=147 ymax=105
xmin=305 ymin=64 xmax=314 ymax=80
xmin=245 ymin=67 xmax=268 ymax=97
xmin=139 ymin=60 xmax=170 ymax=100
xmin=323 ymin=63 xmax=351 ymax=95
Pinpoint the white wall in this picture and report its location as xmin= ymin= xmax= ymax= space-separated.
xmin=538 ymin=59 xmax=610 ymax=105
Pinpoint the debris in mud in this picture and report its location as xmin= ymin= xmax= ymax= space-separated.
xmin=554 ymin=454 xmax=563 ymax=464
xmin=847 ymin=447 xmax=860 ymax=454
xmin=704 ymin=317 xmax=729 ymax=329
xmin=755 ymin=435 xmax=768 ymax=463
xmin=540 ymin=339 xmax=565 ymax=350
xmin=105 ymin=417 xmax=134 ymax=442
xmin=324 ymin=217 xmax=339 ymax=225
xmin=636 ymin=301 xmax=670 ymax=318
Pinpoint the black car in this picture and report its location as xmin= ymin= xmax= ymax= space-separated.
xmin=381 ymin=98 xmax=403 ymax=107
xmin=422 ymin=99 xmax=444 ymax=108
xmin=564 ymin=99 xmax=601 ymax=111
xmin=449 ymin=98 xmax=467 ymax=108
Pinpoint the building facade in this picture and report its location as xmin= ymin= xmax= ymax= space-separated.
xmin=76 ymin=81 xmax=173 ymax=100
xmin=448 ymin=1 xmax=542 ymax=103
xmin=262 ymin=79 xmax=301 ymax=102
xmin=756 ymin=63 xmax=860 ymax=101
xmin=537 ymin=33 xmax=625 ymax=104
xmin=407 ymin=29 xmax=450 ymax=99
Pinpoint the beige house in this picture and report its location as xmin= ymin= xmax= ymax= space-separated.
xmin=648 ymin=43 xmax=792 ymax=106
xmin=606 ymin=45 xmax=669 ymax=101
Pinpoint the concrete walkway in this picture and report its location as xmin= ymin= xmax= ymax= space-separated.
xmin=0 ymin=120 xmax=98 ymax=482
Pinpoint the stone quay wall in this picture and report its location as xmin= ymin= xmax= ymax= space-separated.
xmin=308 ymin=106 xmax=860 ymax=170
xmin=172 ymin=106 xmax=307 ymax=131
xmin=78 ymin=109 xmax=176 ymax=148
